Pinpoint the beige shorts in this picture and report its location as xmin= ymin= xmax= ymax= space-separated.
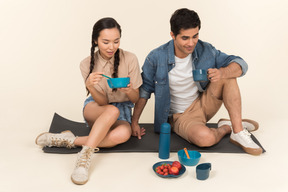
xmin=171 ymin=85 xmax=223 ymax=142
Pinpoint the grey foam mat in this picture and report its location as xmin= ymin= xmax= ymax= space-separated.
xmin=42 ymin=113 xmax=266 ymax=154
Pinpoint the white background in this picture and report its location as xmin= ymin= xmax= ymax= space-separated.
xmin=1 ymin=0 xmax=288 ymax=191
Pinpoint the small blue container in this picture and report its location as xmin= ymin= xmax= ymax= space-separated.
xmin=107 ymin=77 xmax=130 ymax=88
xmin=196 ymin=163 xmax=212 ymax=180
xmin=193 ymin=69 xmax=208 ymax=82
xmin=177 ymin=150 xmax=201 ymax=166
xmin=158 ymin=123 xmax=171 ymax=159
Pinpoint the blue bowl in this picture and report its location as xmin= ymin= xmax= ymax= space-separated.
xmin=178 ymin=150 xmax=201 ymax=166
xmin=107 ymin=77 xmax=130 ymax=88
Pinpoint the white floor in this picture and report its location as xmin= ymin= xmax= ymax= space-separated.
xmin=1 ymin=118 xmax=287 ymax=192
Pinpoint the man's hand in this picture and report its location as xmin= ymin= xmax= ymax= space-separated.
xmin=131 ymin=122 xmax=146 ymax=139
xmin=208 ymin=63 xmax=243 ymax=82
xmin=207 ymin=68 xmax=223 ymax=82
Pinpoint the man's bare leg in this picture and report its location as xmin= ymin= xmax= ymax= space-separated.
xmin=186 ymin=123 xmax=231 ymax=147
xmin=209 ymin=78 xmax=243 ymax=133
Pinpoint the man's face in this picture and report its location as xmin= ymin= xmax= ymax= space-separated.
xmin=171 ymin=27 xmax=199 ymax=58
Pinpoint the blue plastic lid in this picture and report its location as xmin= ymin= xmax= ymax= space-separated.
xmin=160 ymin=123 xmax=171 ymax=133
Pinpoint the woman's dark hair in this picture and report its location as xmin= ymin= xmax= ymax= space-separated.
xmin=170 ymin=8 xmax=201 ymax=37
xmin=87 ymin=17 xmax=122 ymax=94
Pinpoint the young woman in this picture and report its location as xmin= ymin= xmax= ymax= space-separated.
xmin=35 ymin=17 xmax=145 ymax=185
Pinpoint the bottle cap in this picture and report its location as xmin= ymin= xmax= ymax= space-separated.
xmin=160 ymin=123 xmax=171 ymax=133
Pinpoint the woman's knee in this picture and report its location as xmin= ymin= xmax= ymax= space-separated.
xmin=105 ymin=105 xmax=120 ymax=118
xmin=84 ymin=104 xmax=120 ymax=126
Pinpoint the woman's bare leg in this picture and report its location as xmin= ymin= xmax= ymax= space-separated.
xmin=74 ymin=102 xmax=119 ymax=148
xmin=74 ymin=102 xmax=132 ymax=148
xmin=74 ymin=120 xmax=132 ymax=147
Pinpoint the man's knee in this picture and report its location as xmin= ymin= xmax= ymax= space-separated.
xmin=209 ymin=78 xmax=238 ymax=100
xmin=187 ymin=129 xmax=217 ymax=147
xmin=215 ymin=77 xmax=237 ymax=85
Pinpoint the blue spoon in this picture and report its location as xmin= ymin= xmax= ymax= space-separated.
xmin=101 ymin=74 xmax=114 ymax=88
xmin=101 ymin=74 xmax=112 ymax=79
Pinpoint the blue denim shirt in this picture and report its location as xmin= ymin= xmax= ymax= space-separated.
xmin=140 ymin=39 xmax=248 ymax=132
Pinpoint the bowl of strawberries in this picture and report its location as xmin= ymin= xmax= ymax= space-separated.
xmin=152 ymin=161 xmax=186 ymax=178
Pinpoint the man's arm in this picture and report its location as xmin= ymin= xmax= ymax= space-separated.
xmin=220 ymin=62 xmax=243 ymax=78
xmin=131 ymin=97 xmax=148 ymax=139
xmin=208 ymin=62 xmax=243 ymax=82
xmin=209 ymin=41 xmax=248 ymax=77
xmin=131 ymin=52 xmax=156 ymax=139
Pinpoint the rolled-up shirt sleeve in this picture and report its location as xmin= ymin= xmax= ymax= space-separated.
xmin=139 ymin=55 xmax=156 ymax=100
xmin=210 ymin=44 xmax=248 ymax=77
xmin=229 ymin=58 xmax=248 ymax=77
xmin=139 ymin=86 xmax=152 ymax=99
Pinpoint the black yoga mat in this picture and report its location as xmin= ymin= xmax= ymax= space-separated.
xmin=42 ymin=113 xmax=266 ymax=154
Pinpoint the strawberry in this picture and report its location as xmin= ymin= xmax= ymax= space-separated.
xmin=163 ymin=168 xmax=168 ymax=173
xmin=170 ymin=166 xmax=179 ymax=175
xmin=172 ymin=161 xmax=182 ymax=170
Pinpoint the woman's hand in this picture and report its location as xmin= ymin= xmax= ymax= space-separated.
xmin=85 ymin=72 xmax=104 ymax=90
xmin=118 ymin=82 xmax=133 ymax=94
xmin=119 ymin=81 xmax=139 ymax=103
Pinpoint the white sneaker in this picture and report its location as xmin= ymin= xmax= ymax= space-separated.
xmin=218 ymin=119 xmax=259 ymax=132
xmin=35 ymin=130 xmax=76 ymax=148
xmin=230 ymin=129 xmax=263 ymax=155
xmin=71 ymin=146 xmax=99 ymax=185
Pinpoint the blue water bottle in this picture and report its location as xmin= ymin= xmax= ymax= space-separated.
xmin=158 ymin=123 xmax=171 ymax=159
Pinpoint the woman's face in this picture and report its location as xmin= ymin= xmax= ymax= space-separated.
xmin=96 ymin=28 xmax=121 ymax=60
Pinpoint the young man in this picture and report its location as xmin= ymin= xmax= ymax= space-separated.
xmin=131 ymin=8 xmax=262 ymax=155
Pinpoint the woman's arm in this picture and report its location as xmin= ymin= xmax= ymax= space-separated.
xmin=86 ymin=72 xmax=108 ymax=105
